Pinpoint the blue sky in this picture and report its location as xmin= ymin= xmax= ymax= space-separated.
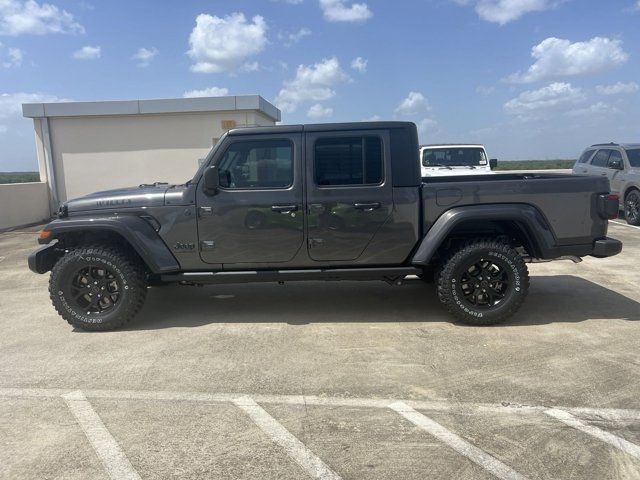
xmin=1 ymin=0 xmax=640 ymax=171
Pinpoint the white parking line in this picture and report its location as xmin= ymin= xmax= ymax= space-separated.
xmin=389 ymin=401 xmax=528 ymax=480
xmin=545 ymin=408 xmax=640 ymax=461
xmin=610 ymin=220 xmax=640 ymax=231
xmin=233 ymin=395 xmax=342 ymax=480
xmin=62 ymin=390 xmax=141 ymax=480
xmin=2 ymin=387 xmax=640 ymax=422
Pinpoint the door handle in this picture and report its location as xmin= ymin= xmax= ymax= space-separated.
xmin=354 ymin=202 xmax=381 ymax=211
xmin=271 ymin=204 xmax=298 ymax=214
xmin=601 ymin=172 xmax=608 ymax=176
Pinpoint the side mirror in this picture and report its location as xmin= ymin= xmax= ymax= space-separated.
xmin=489 ymin=158 xmax=498 ymax=170
xmin=609 ymin=159 xmax=623 ymax=170
xmin=203 ymin=165 xmax=220 ymax=195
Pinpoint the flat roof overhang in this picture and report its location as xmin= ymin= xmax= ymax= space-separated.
xmin=22 ymin=95 xmax=281 ymax=122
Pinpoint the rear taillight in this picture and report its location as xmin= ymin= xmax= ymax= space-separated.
xmin=597 ymin=193 xmax=619 ymax=220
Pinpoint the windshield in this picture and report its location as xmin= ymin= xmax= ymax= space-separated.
xmin=423 ymin=147 xmax=487 ymax=167
xmin=625 ymin=149 xmax=640 ymax=168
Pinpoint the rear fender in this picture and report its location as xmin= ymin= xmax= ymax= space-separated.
xmin=412 ymin=204 xmax=556 ymax=266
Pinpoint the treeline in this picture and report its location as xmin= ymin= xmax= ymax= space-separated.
xmin=496 ymin=160 xmax=575 ymax=171
xmin=0 ymin=172 xmax=41 ymax=184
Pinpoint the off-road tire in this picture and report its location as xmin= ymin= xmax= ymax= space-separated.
xmin=625 ymin=190 xmax=640 ymax=226
xmin=437 ymin=240 xmax=529 ymax=325
xmin=49 ymin=245 xmax=147 ymax=331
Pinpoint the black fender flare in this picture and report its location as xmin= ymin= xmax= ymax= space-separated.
xmin=411 ymin=204 xmax=556 ymax=266
xmin=40 ymin=216 xmax=180 ymax=274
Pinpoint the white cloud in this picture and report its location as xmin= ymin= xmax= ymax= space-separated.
xmin=131 ymin=47 xmax=158 ymax=67
xmin=279 ymin=27 xmax=311 ymax=46
xmin=72 ymin=45 xmax=100 ymax=60
xmin=0 ymin=42 xmax=23 ymax=67
xmin=183 ymin=86 xmax=229 ymax=98
xmin=395 ymin=91 xmax=431 ymax=116
xmin=351 ymin=56 xmax=367 ymax=73
xmin=275 ymin=57 xmax=350 ymax=113
xmin=506 ymin=37 xmax=628 ymax=84
xmin=307 ymin=103 xmax=333 ymax=119
xmin=596 ymin=81 xmax=639 ymax=95
xmin=0 ymin=124 xmax=7 ymax=133
xmin=363 ymin=114 xmax=381 ymax=121
xmin=319 ymin=0 xmax=372 ymax=22
xmin=503 ymin=82 xmax=585 ymax=119
xmin=465 ymin=0 xmax=554 ymax=25
xmin=187 ymin=13 xmax=267 ymax=74
xmin=0 ymin=0 xmax=84 ymax=35
xmin=565 ymin=101 xmax=620 ymax=117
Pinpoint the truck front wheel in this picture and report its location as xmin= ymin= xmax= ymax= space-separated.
xmin=437 ymin=240 xmax=529 ymax=325
xmin=49 ymin=245 xmax=148 ymax=331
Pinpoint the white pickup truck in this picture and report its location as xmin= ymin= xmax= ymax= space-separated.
xmin=420 ymin=144 xmax=497 ymax=178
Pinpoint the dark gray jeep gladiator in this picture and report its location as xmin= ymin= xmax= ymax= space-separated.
xmin=29 ymin=122 xmax=622 ymax=330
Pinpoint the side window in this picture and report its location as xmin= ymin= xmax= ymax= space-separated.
xmin=217 ymin=139 xmax=293 ymax=189
xmin=590 ymin=149 xmax=610 ymax=167
xmin=578 ymin=150 xmax=595 ymax=164
xmin=314 ymin=136 xmax=383 ymax=186
xmin=607 ymin=150 xmax=623 ymax=168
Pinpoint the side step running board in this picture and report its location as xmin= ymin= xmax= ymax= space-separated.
xmin=160 ymin=267 xmax=422 ymax=285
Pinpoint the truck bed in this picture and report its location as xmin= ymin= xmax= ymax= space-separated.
xmin=421 ymin=172 xmax=611 ymax=250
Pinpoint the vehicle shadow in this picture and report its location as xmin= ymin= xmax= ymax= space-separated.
xmin=122 ymin=275 xmax=640 ymax=331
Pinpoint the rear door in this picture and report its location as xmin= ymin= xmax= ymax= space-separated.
xmin=305 ymin=130 xmax=392 ymax=262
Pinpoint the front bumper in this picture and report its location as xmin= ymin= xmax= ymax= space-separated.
xmin=591 ymin=237 xmax=623 ymax=258
xmin=28 ymin=242 xmax=63 ymax=274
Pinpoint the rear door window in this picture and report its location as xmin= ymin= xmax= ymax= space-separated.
xmin=314 ymin=136 xmax=384 ymax=186
xmin=590 ymin=150 xmax=611 ymax=167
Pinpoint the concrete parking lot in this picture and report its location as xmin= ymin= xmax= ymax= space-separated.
xmin=1 ymin=221 xmax=639 ymax=479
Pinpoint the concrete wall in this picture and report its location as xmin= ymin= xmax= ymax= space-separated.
xmin=49 ymin=110 xmax=275 ymax=202
xmin=0 ymin=182 xmax=51 ymax=230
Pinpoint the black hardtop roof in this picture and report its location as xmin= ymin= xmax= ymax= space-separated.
xmin=228 ymin=121 xmax=416 ymax=136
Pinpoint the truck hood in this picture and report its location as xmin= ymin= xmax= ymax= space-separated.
xmin=422 ymin=167 xmax=495 ymax=177
xmin=65 ymin=184 xmax=172 ymax=214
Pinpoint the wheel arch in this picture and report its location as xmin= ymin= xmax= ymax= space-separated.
xmin=39 ymin=216 xmax=180 ymax=274
xmin=624 ymin=184 xmax=640 ymax=200
xmin=411 ymin=204 xmax=555 ymax=266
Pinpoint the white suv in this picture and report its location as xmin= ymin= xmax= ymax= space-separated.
xmin=573 ymin=143 xmax=640 ymax=225
xmin=420 ymin=144 xmax=497 ymax=178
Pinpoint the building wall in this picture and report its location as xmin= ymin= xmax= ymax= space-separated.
xmin=49 ymin=110 xmax=275 ymax=201
xmin=0 ymin=182 xmax=50 ymax=230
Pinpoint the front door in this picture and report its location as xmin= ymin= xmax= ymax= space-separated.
xmin=196 ymin=133 xmax=304 ymax=265
xmin=305 ymin=130 xmax=393 ymax=262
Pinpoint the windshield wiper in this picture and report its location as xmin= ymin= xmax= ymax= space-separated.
xmin=430 ymin=164 xmax=453 ymax=170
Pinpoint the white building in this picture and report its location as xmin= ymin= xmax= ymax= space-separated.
xmin=19 ymin=95 xmax=281 ymax=215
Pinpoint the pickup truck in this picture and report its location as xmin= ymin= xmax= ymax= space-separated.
xmin=420 ymin=144 xmax=496 ymax=177
xmin=29 ymin=122 xmax=622 ymax=331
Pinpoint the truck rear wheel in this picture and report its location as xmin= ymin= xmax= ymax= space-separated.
xmin=437 ymin=240 xmax=529 ymax=325
xmin=49 ymin=245 xmax=147 ymax=331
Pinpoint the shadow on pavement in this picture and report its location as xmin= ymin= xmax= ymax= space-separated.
xmin=122 ymin=275 xmax=640 ymax=331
